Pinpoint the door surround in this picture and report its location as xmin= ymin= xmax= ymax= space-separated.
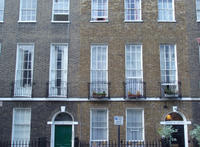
xmin=48 ymin=111 xmax=78 ymax=147
xmin=160 ymin=111 xmax=191 ymax=147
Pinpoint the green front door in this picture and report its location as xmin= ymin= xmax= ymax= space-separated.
xmin=55 ymin=125 xmax=72 ymax=147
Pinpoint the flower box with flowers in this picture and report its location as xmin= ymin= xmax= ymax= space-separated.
xmin=92 ymin=91 xmax=106 ymax=98
xmin=128 ymin=91 xmax=142 ymax=98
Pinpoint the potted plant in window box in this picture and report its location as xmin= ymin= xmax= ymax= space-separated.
xmin=128 ymin=91 xmax=142 ymax=98
xmin=164 ymin=87 xmax=177 ymax=96
xmin=92 ymin=91 xmax=106 ymax=98
xmin=158 ymin=125 xmax=177 ymax=147
xmin=190 ymin=124 xmax=200 ymax=147
xmin=128 ymin=91 xmax=136 ymax=98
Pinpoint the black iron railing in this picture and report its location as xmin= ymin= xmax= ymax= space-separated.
xmin=12 ymin=80 xmax=33 ymax=97
xmin=160 ymin=81 xmax=182 ymax=98
xmin=0 ymin=138 xmax=49 ymax=147
xmin=88 ymin=82 xmax=111 ymax=99
xmin=47 ymin=81 xmax=68 ymax=97
xmin=82 ymin=140 xmax=163 ymax=147
xmin=124 ymin=80 xmax=146 ymax=99
xmin=0 ymin=139 xmax=168 ymax=147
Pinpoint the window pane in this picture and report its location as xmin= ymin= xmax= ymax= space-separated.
xmin=125 ymin=0 xmax=141 ymax=21
xmin=14 ymin=44 xmax=34 ymax=97
xmin=127 ymin=109 xmax=143 ymax=141
xmin=20 ymin=0 xmax=37 ymax=21
xmin=91 ymin=109 xmax=107 ymax=141
xmin=160 ymin=44 xmax=177 ymax=84
xmin=158 ymin=0 xmax=174 ymax=21
xmin=53 ymin=0 xmax=69 ymax=21
xmin=49 ymin=44 xmax=68 ymax=97
xmin=13 ymin=108 xmax=31 ymax=141
xmin=125 ymin=45 xmax=142 ymax=78
xmin=197 ymin=0 xmax=200 ymax=20
xmin=0 ymin=0 xmax=4 ymax=21
xmin=91 ymin=0 xmax=108 ymax=20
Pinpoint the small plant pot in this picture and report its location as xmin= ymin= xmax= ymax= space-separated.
xmin=161 ymin=138 xmax=170 ymax=147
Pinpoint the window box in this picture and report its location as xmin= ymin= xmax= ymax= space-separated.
xmin=164 ymin=87 xmax=177 ymax=96
xmin=128 ymin=91 xmax=142 ymax=98
xmin=96 ymin=18 xmax=106 ymax=21
xmin=92 ymin=91 xmax=106 ymax=98
xmin=160 ymin=82 xmax=182 ymax=98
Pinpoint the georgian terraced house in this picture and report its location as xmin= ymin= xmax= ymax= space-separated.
xmin=0 ymin=0 xmax=200 ymax=147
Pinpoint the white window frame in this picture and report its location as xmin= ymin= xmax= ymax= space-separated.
xmin=125 ymin=44 xmax=143 ymax=97
xmin=0 ymin=43 xmax=1 ymax=55
xmin=91 ymin=0 xmax=108 ymax=22
xmin=126 ymin=108 xmax=145 ymax=142
xmin=0 ymin=0 xmax=5 ymax=22
xmin=19 ymin=0 xmax=37 ymax=22
xmin=199 ymin=44 xmax=200 ymax=63
xmin=160 ymin=44 xmax=178 ymax=84
xmin=124 ymin=0 xmax=142 ymax=22
xmin=14 ymin=43 xmax=34 ymax=97
xmin=11 ymin=108 xmax=31 ymax=146
xmin=90 ymin=108 xmax=109 ymax=145
xmin=158 ymin=0 xmax=175 ymax=22
xmin=160 ymin=44 xmax=178 ymax=97
xmin=90 ymin=44 xmax=108 ymax=97
xmin=49 ymin=43 xmax=68 ymax=97
xmin=197 ymin=0 xmax=200 ymax=22
xmin=52 ymin=0 xmax=70 ymax=23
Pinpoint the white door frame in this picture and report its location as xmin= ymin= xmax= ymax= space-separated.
xmin=47 ymin=111 xmax=78 ymax=147
xmin=160 ymin=111 xmax=191 ymax=147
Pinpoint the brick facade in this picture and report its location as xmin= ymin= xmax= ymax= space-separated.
xmin=0 ymin=0 xmax=199 ymax=147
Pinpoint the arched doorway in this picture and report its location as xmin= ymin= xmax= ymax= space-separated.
xmin=160 ymin=111 xmax=191 ymax=147
xmin=50 ymin=111 xmax=75 ymax=147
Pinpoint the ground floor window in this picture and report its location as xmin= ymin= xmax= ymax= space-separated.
xmin=126 ymin=109 xmax=144 ymax=142
xmin=12 ymin=108 xmax=31 ymax=144
xmin=90 ymin=109 xmax=108 ymax=146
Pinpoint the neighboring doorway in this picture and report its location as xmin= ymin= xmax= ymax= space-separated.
xmin=171 ymin=125 xmax=185 ymax=147
xmin=160 ymin=111 xmax=191 ymax=147
xmin=55 ymin=125 xmax=72 ymax=147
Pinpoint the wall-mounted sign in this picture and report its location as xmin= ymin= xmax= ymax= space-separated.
xmin=114 ymin=116 xmax=123 ymax=126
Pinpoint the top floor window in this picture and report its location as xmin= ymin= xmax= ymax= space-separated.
xmin=0 ymin=0 xmax=4 ymax=22
xmin=91 ymin=0 xmax=108 ymax=22
xmin=19 ymin=0 xmax=37 ymax=22
xmin=124 ymin=0 xmax=142 ymax=21
xmin=197 ymin=0 xmax=200 ymax=21
xmin=52 ymin=0 xmax=69 ymax=22
xmin=158 ymin=0 xmax=175 ymax=21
